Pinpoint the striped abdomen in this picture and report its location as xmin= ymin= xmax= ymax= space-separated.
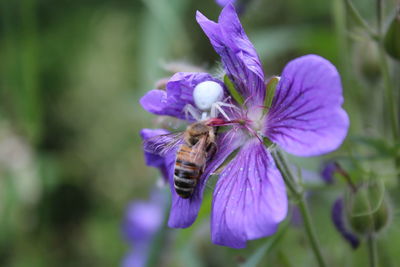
xmin=174 ymin=145 xmax=205 ymax=199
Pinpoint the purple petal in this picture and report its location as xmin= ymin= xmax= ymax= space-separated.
xmin=321 ymin=161 xmax=338 ymax=184
xmin=122 ymin=201 xmax=164 ymax=244
xmin=196 ymin=4 xmax=265 ymax=104
xmin=140 ymin=129 xmax=171 ymax=180
xmin=211 ymin=140 xmax=288 ymax=248
xmin=140 ymin=72 xmax=222 ymax=120
xmin=216 ymin=0 xmax=235 ymax=6
xmin=331 ymin=198 xmax=360 ymax=249
xmin=168 ymin=130 xmax=244 ymax=228
xmin=122 ymin=248 xmax=146 ymax=267
xmin=265 ymin=55 xmax=349 ymax=156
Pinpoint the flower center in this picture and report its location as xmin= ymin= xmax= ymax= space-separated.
xmin=247 ymin=106 xmax=265 ymax=131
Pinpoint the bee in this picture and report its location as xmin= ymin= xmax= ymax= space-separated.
xmin=144 ymin=118 xmax=229 ymax=199
xmin=173 ymin=121 xmax=217 ymax=198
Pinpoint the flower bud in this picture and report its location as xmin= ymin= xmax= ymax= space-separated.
xmin=353 ymin=41 xmax=381 ymax=83
xmin=345 ymin=181 xmax=390 ymax=235
xmin=384 ymin=9 xmax=400 ymax=60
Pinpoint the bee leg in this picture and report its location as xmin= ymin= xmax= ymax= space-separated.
xmin=206 ymin=142 xmax=218 ymax=161
xmin=183 ymin=104 xmax=201 ymax=121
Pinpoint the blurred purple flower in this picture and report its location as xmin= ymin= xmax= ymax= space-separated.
xmin=321 ymin=161 xmax=338 ymax=184
xmin=216 ymin=0 xmax=250 ymax=14
xmin=331 ymin=198 xmax=360 ymax=249
xmin=122 ymin=192 xmax=165 ymax=267
xmin=140 ymin=4 xmax=349 ymax=248
xmin=216 ymin=0 xmax=235 ymax=6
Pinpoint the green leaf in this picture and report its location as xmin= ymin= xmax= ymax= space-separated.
xmin=224 ymin=75 xmax=244 ymax=105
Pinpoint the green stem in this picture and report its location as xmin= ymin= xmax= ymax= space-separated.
xmin=344 ymin=0 xmax=378 ymax=40
xmin=376 ymin=0 xmax=382 ymax=36
xmin=272 ymin=150 xmax=327 ymax=267
xmin=374 ymin=0 xmax=400 ymax=185
xmin=367 ymin=234 xmax=378 ymax=267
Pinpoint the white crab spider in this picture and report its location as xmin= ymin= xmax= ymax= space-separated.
xmin=183 ymin=81 xmax=239 ymax=121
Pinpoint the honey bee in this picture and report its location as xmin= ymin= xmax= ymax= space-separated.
xmin=144 ymin=118 xmax=228 ymax=199
xmin=173 ymin=121 xmax=217 ymax=198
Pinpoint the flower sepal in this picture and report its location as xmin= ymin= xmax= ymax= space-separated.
xmin=264 ymin=76 xmax=280 ymax=110
xmin=384 ymin=8 xmax=400 ymax=60
xmin=224 ymin=75 xmax=244 ymax=106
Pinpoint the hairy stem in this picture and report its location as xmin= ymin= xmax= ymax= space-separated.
xmin=367 ymin=234 xmax=378 ymax=267
xmin=272 ymin=150 xmax=327 ymax=267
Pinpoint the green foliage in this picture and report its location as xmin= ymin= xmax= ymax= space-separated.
xmin=384 ymin=9 xmax=400 ymax=60
xmin=0 ymin=0 xmax=399 ymax=266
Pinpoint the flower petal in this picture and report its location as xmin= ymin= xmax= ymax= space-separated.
xmin=140 ymin=72 xmax=222 ymax=120
xmin=122 ymin=200 xmax=164 ymax=244
xmin=216 ymin=0 xmax=235 ymax=7
xmin=140 ymin=128 xmax=171 ymax=180
xmin=168 ymin=130 xmax=243 ymax=228
xmin=331 ymin=198 xmax=360 ymax=249
xmin=122 ymin=248 xmax=145 ymax=267
xmin=196 ymin=4 xmax=265 ymax=103
xmin=321 ymin=161 xmax=338 ymax=184
xmin=211 ymin=140 xmax=288 ymax=248
xmin=265 ymin=55 xmax=349 ymax=156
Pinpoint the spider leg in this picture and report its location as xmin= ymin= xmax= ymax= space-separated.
xmin=183 ymin=104 xmax=201 ymax=121
xmin=210 ymin=101 xmax=240 ymax=120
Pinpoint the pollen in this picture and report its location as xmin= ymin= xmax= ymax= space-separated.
xmin=193 ymin=81 xmax=224 ymax=111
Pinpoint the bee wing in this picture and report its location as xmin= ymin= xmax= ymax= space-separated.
xmin=189 ymin=135 xmax=209 ymax=164
xmin=143 ymin=132 xmax=184 ymax=156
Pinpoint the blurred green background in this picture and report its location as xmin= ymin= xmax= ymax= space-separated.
xmin=1 ymin=0 xmax=399 ymax=266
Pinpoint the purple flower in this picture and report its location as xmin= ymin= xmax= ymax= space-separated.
xmin=331 ymin=198 xmax=360 ymax=249
xmin=216 ymin=0 xmax=250 ymax=14
xmin=216 ymin=0 xmax=235 ymax=6
xmin=321 ymin=161 xmax=338 ymax=184
xmin=140 ymin=4 xmax=349 ymax=248
xmin=122 ymin=192 xmax=165 ymax=267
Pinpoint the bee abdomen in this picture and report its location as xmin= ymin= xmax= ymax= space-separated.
xmin=173 ymin=176 xmax=197 ymax=199
xmin=174 ymin=160 xmax=201 ymax=199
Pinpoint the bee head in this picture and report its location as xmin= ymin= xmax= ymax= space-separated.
xmin=185 ymin=122 xmax=213 ymax=145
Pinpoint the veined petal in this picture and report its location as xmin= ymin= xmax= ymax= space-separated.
xmin=140 ymin=72 xmax=222 ymax=120
xmin=211 ymin=140 xmax=287 ymax=248
xmin=168 ymin=130 xmax=244 ymax=228
xmin=265 ymin=55 xmax=349 ymax=157
xmin=196 ymin=4 xmax=265 ymax=103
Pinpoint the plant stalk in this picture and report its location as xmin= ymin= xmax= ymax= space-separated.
xmin=272 ymin=150 xmax=327 ymax=267
xmin=344 ymin=0 xmax=378 ymax=40
xmin=367 ymin=234 xmax=378 ymax=267
xmin=374 ymin=0 xmax=400 ymax=185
